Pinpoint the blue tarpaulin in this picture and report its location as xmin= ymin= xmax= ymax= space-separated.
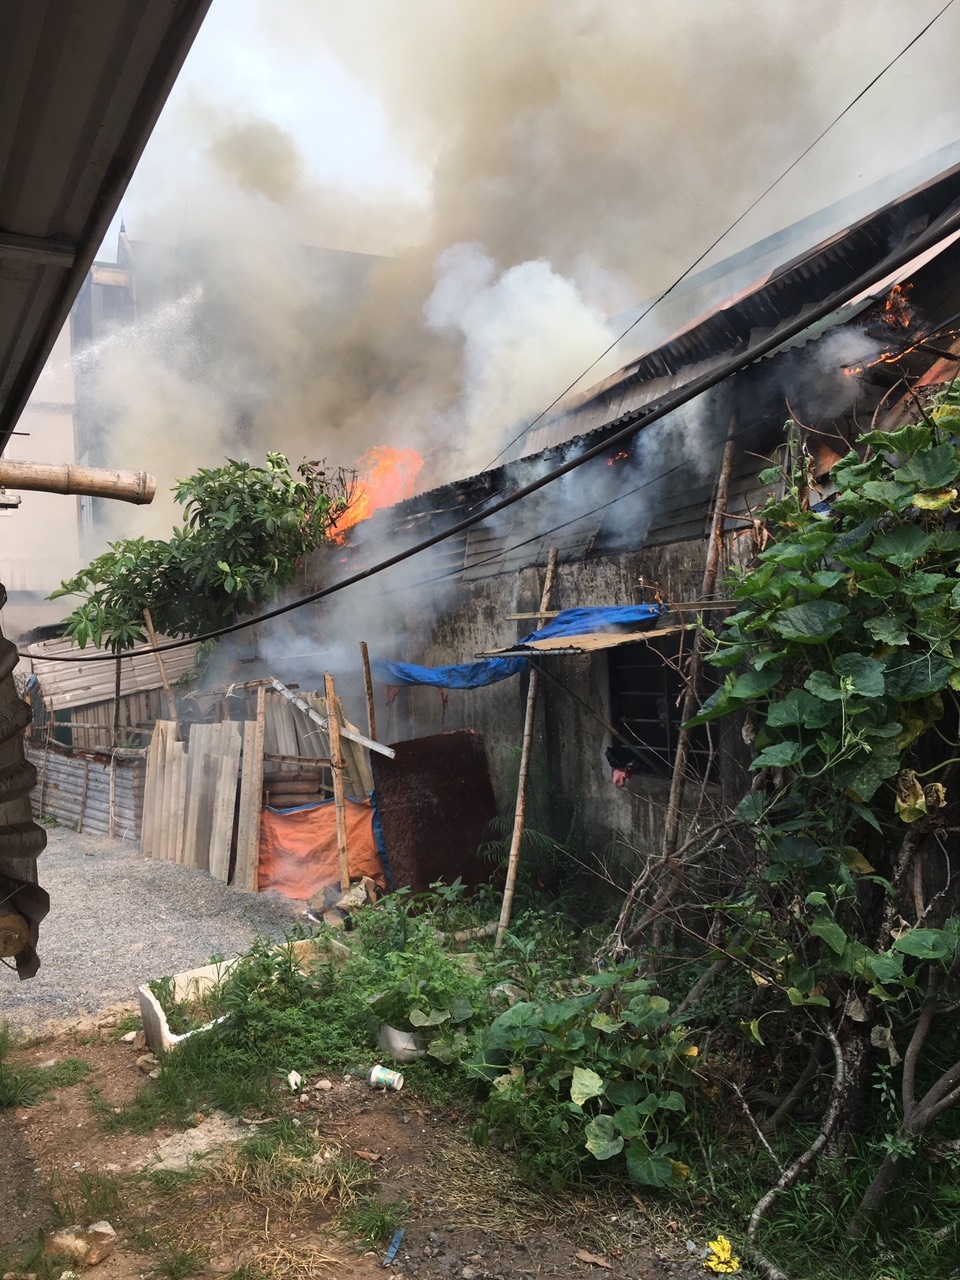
xmin=371 ymin=655 xmax=529 ymax=689
xmin=519 ymin=604 xmax=664 ymax=645
xmin=370 ymin=605 xmax=665 ymax=690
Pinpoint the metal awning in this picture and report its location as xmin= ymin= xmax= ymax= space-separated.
xmin=0 ymin=0 xmax=212 ymax=452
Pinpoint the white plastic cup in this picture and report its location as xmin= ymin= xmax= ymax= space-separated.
xmin=368 ymin=1063 xmax=404 ymax=1090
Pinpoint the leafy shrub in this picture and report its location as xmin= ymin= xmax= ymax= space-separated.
xmin=466 ymin=963 xmax=696 ymax=1188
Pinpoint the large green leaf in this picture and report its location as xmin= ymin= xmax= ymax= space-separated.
xmin=584 ymin=1114 xmax=624 ymax=1161
xmin=749 ymin=741 xmax=803 ymax=771
xmin=894 ymin=443 xmax=960 ymax=490
xmin=834 ymin=653 xmax=886 ymax=697
xmin=865 ymin=615 xmax=909 ymax=646
xmin=892 ymin=928 xmax=958 ymax=962
xmin=625 ymin=1147 xmax=675 ymax=1188
xmin=870 ymin=524 xmax=935 ymax=568
xmin=570 ymin=1066 xmax=605 ymax=1106
xmin=810 ymin=916 xmax=847 ymax=955
xmin=883 ymin=650 xmax=952 ymax=700
xmin=766 ymin=688 xmax=835 ymax=728
xmin=770 ymin=600 xmax=848 ymax=642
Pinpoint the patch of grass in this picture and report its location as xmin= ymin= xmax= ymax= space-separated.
xmin=108 ymin=1011 xmax=143 ymax=1039
xmin=144 ymin=1165 xmax=205 ymax=1195
xmin=50 ymin=1169 xmax=127 ymax=1225
xmin=0 ymin=1021 xmax=92 ymax=1108
xmin=337 ymin=1195 xmax=408 ymax=1249
xmin=0 ymin=1235 xmax=70 ymax=1280
xmin=97 ymin=1034 xmax=276 ymax=1134
xmin=225 ymin=1266 xmax=270 ymax=1280
xmin=214 ymin=1123 xmax=373 ymax=1210
xmin=149 ymin=1242 xmax=208 ymax=1279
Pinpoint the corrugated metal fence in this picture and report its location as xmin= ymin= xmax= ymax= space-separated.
xmin=26 ymin=741 xmax=145 ymax=841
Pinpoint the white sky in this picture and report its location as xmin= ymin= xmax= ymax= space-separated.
xmin=101 ymin=0 xmax=960 ymax=273
xmin=77 ymin=0 xmax=960 ymax=508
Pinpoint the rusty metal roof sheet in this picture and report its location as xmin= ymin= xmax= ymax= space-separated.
xmin=22 ymin=635 xmax=200 ymax=709
xmin=0 ymin=0 xmax=211 ymax=452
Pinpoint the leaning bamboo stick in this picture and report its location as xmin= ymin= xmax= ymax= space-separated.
xmin=142 ymin=608 xmax=178 ymax=728
xmin=324 ymin=671 xmax=351 ymax=892
xmin=266 ymin=677 xmax=395 ymax=759
xmin=495 ymin=547 xmax=558 ymax=950
xmin=658 ymin=423 xmax=737 ymax=876
xmin=360 ymin=640 xmax=377 ymax=741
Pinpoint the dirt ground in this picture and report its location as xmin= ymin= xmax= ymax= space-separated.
xmin=0 ymin=1020 xmax=705 ymax=1280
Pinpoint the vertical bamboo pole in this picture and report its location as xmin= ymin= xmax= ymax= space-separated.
xmin=113 ymin=656 xmax=122 ymax=748
xmin=324 ymin=671 xmax=351 ymax=892
xmin=660 ymin=424 xmax=737 ymax=868
xmin=360 ymin=640 xmax=378 ymax=741
xmin=495 ymin=547 xmax=558 ymax=950
xmin=142 ymin=608 xmax=178 ymax=728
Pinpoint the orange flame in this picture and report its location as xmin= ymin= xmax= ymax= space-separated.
xmin=331 ymin=446 xmax=424 ymax=542
xmin=607 ymin=451 xmax=629 ymax=466
xmin=883 ymin=283 xmax=913 ymax=329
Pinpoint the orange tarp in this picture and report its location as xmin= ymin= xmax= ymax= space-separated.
xmin=258 ymin=798 xmax=385 ymax=899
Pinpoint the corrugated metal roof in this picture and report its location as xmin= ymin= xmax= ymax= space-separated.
xmin=0 ymin=0 xmax=211 ymax=451
xmin=518 ymin=156 xmax=960 ymax=456
xmin=23 ymin=636 xmax=199 ymax=709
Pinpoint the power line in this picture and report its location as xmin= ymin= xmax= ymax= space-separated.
xmin=24 ymin=196 xmax=960 ymax=665
xmin=481 ymin=0 xmax=956 ymax=471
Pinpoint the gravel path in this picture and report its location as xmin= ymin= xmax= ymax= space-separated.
xmin=0 ymin=825 xmax=304 ymax=1035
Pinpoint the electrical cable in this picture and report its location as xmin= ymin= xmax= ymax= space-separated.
xmin=22 ymin=194 xmax=960 ymax=666
xmin=481 ymin=0 xmax=956 ymax=471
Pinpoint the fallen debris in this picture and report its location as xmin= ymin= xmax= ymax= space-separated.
xmin=45 ymin=1221 xmax=116 ymax=1267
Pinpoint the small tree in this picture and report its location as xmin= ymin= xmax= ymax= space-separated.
xmin=683 ymin=395 xmax=960 ymax=1232
xmin=52 ymin=453 xmax=354 ymax=650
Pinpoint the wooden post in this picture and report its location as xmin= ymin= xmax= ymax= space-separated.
xmin=235 ymin=685 xmax=267 ymax=892
xmin=324 ymin=671 xmax=351 ymax=892
xmin=77 ymin=759 xmax=89 ymax=834
xmin=495 ymin=547 xmax=558 ymax=950
xmin=360 ymin=640 xmax=377 ymax=741
xmin=142 ymin=608 xmax=178 ymax=728
xmin=108 ymin=750 xmax=117 ymax=839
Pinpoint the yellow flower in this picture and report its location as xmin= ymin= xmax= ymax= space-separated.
xmin=703 ymin=1234 xmax=741 ymax=1274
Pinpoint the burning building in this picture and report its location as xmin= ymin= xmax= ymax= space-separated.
xmin=306 ymin=143 xmax=960 ymax=870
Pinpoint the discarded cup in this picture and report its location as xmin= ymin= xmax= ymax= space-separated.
xmin=368 ymin=1063 xmax=404 ymax=1091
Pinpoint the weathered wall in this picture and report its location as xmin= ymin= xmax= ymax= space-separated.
xmin=368 ymin=530 xmax=751 ymax=875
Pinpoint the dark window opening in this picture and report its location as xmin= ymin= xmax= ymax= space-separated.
xmin=608 ymin=636 xmax=717 ymax=783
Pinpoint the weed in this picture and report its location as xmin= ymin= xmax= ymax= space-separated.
xmin=224 ymin=1266 xmax=270 ymax=1280
xmin=149 ymin=1243 xmax=207 ymax=1279
xmin=144 ymin=1166 xmax=204 ymax=1194
xmin=0 ymin=1235 xmax=68 ymax=1280
xmin=50 ymin=1170 xmax=126 ymax=1225
xmin=338 ymin=1195 xmax=408 ymax=1249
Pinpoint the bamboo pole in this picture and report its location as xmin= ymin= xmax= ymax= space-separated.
xmin=0 ymin=461 xmax=156 ymax=503
xmin=659 ymin=425 xmax=737 ymax=870
xmin=324 ymin=671 xmax=351 ymax=892
xmin=112 ymin=656 xmax=122 ymax=748
xmin=360 ymin=640 xmax=377 ymax=740
xmin=142 ymin=608 xmax=178 ymax=728
xmin=495 ymin=547 xmax=558 ymax=950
